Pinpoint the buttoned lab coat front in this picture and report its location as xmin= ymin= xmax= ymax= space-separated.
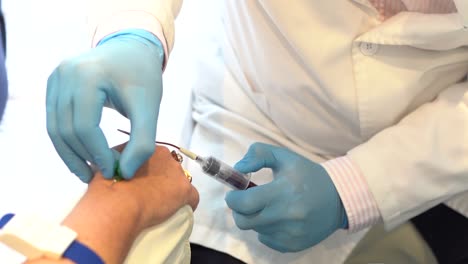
xmin=89 ymin=0 xmax=468 ymax=263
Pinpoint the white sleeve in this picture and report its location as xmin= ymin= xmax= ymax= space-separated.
xmin=348 ymin=80 xmax=468 ymax=230
xmin=87 ymin=0 xmax=183 ymax=56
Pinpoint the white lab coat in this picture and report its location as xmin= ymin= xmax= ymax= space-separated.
xmin=90 ymin=0 xmax=468 ymax=263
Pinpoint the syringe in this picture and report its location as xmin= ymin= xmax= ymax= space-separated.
xmin=179 ymin=148 xmax=257 ymax=190
xmin=116 ymin=129 xmax=256 ymax=190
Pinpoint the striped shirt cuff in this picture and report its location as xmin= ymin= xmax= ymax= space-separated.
xmin=91 ymin=11 xmax=169 ymax=70
xmin=322 ymin=156 xmax=382 ymax=233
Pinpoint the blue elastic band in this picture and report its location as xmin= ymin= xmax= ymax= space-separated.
xmin=0 ymin=213 xmax=104 ymax=264
xmin=0 ymin=213 xmax=14 ymax=228
xmin=63 ymin=240 xmax=105 ymax=264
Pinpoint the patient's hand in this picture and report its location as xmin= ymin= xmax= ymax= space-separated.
xmin=26 ymin=144 xmax=199 ymax=264
xmin=90 ymin=143 xmax=199 ymax=229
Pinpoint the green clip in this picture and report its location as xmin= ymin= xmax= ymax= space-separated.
xmin=113 ymin=160 xmax=124 ymax=182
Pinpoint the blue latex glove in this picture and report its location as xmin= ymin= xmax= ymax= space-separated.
xmin=46 ymin=29 xmax=164 ymax=182
xmin=225 ymin=142 xmax=348 ymax=252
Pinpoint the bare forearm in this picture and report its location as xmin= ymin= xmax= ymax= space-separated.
xmin=23 ymin=145 xmax=199 ymax=264
xmin=27 ymin=181 xmax=143 ymax=264
xmin=64 ymin=180 xmax=143 ymax=263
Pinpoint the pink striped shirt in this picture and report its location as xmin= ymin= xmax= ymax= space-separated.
xmin=369 ymin=0 xmax=457 ymax=20
xmin=323 ymin=0 xmax=458 ymax=232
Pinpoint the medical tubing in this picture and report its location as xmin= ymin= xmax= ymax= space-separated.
xmin=117 ymin=129 xmax=180 ymax=149
xmin=116 ymin=129 xmax=258 ymax=189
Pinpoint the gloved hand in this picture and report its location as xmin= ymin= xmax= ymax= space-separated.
xmin=225 ymin=142 xmax=348 ymax=252
xmin=46 ymin=29 xmax=164 ymax=183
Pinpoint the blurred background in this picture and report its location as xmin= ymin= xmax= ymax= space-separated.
xmin=0 ymin=0 xmax=220 ymax=261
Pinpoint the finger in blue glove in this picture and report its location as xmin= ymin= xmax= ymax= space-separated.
xmin=46 ymin=29 xmax=164 ymax=181
xmin=225 ymin=142 xmax=348 ymax=252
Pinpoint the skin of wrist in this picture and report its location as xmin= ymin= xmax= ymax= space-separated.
xmin=57 ymin=174 xmax=146 ymax=263
xmin=23 ymin=174 xmax=142 ymax=264
xmin=86 ymin=173 xmax=146 ymax=231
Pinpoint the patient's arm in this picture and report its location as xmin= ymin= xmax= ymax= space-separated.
xmin=26 ymin=145 xmax=199 ymax=264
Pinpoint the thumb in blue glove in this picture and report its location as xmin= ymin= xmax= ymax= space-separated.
xmin=46 ymin=29 xmax=164 ymax=182
xmin=225 ymin=142 xmax=348 ymax=252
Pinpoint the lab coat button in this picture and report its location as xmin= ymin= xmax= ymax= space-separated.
xmin=360 ymin=42 xmax=379 ymax=56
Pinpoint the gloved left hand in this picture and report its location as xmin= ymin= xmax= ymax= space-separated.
xmin=225 ymin=142 xmax=348 ymax=252
xmin=46 ymin=29 xmax=164 ymax=183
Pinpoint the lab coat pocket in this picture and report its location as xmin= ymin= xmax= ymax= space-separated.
xmin=357 ymin=12 xmax=468 ymax=51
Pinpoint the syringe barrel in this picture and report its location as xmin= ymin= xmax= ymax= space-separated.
xmin=198 ymin=156 xmax=252 ymax=190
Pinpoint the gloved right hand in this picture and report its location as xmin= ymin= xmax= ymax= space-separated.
xmin=225 ymin=143 xmax=348 ymax=252
xmin=46 ymin=29 xmax=165 ymax=183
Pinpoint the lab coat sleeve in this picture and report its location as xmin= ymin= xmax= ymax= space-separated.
xmin=87 ymin=0 xmax=183 ymax=65
xmin=344 ymin=80 xmax=468 ymax=230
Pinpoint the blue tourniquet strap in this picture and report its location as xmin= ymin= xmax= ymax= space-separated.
xmin=63 ymin=240 xmax=105 ymax=264
xmin=0 ymin=213 xmax=14 ymax=228
xmin=1 ymin=213 xmax=105 ymax=264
